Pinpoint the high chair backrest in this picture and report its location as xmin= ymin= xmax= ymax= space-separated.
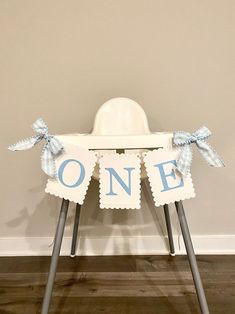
xmin=92 ymin=97 xmax=151 ymax=135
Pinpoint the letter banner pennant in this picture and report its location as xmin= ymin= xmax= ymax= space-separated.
xmin=143 ymin=149 xmax=195 ymax=207
xmin=99 ymin=153 xmax=141 ymax=209
xmin=45 ymin=144 xmax=97 ymax=204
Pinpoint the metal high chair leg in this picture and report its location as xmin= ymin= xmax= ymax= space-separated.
xmin=163 ymin=204 xmax=175 ymax=256
xmin=175 ymin=201 xmax=209 ymax=314
xmin=41 ymin=198 xmax=70 ymax=314
xmin=70 ymin=203 xmax=81 ymax=258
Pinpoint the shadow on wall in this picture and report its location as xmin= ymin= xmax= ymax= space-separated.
xmin=6 ymin=176 xmax=179 ymax=255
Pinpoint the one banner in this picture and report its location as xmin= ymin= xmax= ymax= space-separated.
xmin=143 ymin=149 xmax=195 ymax=206
xmin=9 ymin=119 xmax=224 ymax=209
xmin=45 ymin=144 xmax=97 ymax=204
xmin=99 ymin=153 xmax=141 ymax=209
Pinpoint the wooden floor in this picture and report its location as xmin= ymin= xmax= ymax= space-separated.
xmin=0 ymin=255 xmax=234 ymax=314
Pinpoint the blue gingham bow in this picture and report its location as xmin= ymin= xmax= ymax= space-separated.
xmin=173 ymin=126 xmax=224 ymax=177
xmin=8 ymin=118 xmax=64 ymax=178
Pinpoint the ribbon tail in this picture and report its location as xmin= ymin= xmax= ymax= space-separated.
xmin=41 ymin=146 xmax=57 ymax=178
xmin=176 ymin=145 xmax=193 ymax=177
xmin=8 ymin=135 xmax=42 ymax=151
xmin=196 ymin=140 xmax=225 ymax=167
xmin=48 ymin=136 xmax=64 ymax=155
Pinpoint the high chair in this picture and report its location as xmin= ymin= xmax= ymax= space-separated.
xmin=41 ymin=97 xmax=209 ymax=314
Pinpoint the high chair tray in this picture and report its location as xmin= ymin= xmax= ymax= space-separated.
xmin=56 ymin=132 xmax=173 ymax=150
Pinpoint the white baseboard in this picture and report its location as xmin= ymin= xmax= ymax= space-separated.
xmin=178 ymin=234 xmax=235 ymax=254
xmin=0 ymin=235 xmax=235 ymax=256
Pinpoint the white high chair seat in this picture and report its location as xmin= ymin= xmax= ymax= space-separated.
xmin=92 ymin=97 xmax=151 ymax=135
xmin=56 ymin=97 xmax=173 ymax=180
xmin=56 ymin=97 xmax=173 ymax=150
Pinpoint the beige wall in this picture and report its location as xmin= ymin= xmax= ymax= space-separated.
xmin=1 ymin=1 xmax=234 ymax=251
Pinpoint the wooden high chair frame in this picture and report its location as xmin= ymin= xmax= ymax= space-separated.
xmin=41 ymin=98 xmax=209 ymax=314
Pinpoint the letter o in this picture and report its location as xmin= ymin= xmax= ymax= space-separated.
xmin=58 ymin=159 xmax=85 ymax=188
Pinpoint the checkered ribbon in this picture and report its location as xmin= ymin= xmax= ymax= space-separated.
xmin=8 ymin=118 xmax=64 ymax=178
xmin=173 ymin=126 xmax=225 ymax=177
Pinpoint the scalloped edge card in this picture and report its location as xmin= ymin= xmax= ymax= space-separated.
xmin=144 ymin=149 xmax=195 ymax=206
xmin=45 ymin=144 xmax=97 ymax=204
xmin=99 ymin=153 xmax=141 ymax=209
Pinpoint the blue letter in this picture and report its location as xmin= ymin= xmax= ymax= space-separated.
xmin=105 ymin=167 xmax=135 ymax=196
xmin=154 ymin=160 xmax=184 ymax=192
xmin=58 ymin=159 xmax=85 ymax=188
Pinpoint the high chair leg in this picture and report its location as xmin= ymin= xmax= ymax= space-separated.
xmin=70 ymin=203 xmax=81 ymax=258
xmin=175 ymin=201 xmax=209 ymax=314
xmin=41 ymin=198 xmax=70 ymax=314
xmin=163 ymin=204 xmax=175 ymax=256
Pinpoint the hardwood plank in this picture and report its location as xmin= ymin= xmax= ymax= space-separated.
xmin=0 ymin=296 xmax=235 ymax=314
xmin=0 ymin=255 xmax=235 ymax=273
xmin=0 ymin=271 xmax=234 ymax=297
